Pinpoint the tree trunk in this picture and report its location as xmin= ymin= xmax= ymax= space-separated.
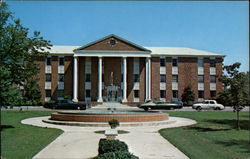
xmin=236 ymin=109 xmax=240 ymax=130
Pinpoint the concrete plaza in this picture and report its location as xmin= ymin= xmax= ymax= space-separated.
xmin=22 ymin=115 xmax=196 ymax=159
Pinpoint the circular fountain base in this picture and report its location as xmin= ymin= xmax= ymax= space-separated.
xmin=50 ymin=111 xmax=169 ymax=123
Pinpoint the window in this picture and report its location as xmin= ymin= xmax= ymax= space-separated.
xmin=210 ymin=59 xmax=216 ymax=67
xmin=173 ymin=90 xmax=178 ymax=98
xmin=198 ymin=75 xmax=204 ymax=83
xmin=210 ymin=101 xmax=215 ymax=104
xmin=45 ymin=90 xmax=51 ymax=97
xmin=134 ymin=74 xmax=140 ymax=82
xmin=86 ymin=90 xmax=91 ymax=98
xmin=160 ymin=58 xmax=166 ymax=67
xmin=210 ymin=75 xmax=216 ymax=83
xmin=57 ymin=90 xmax=64 ymax=97
xmin=46 ymin=57 xmax=51 ymax=66
xmin=46 ymin=74 xmax=51 ymax=82
xmin=85 ymin=74 xmax=91 ymax=82
xmin=109 ymin=39 xmax=117 ymax=46
xmin=134 ymin=90 xmax=140 ymax=98
xmin=121 ymin=74 xmax=123 ymax=82
xmin=59 ymin=57 xmax=64 ymax=66
xmin=160 ymin=90 xmax=166 ymax=98
xmin=58 ymin=74 xmax=64 ymax=82
xmin=172 ymin=75 xmax=178 ymax=82
xmin=210 ymin=91 xmax=216 ymax=98
xmin=198 ymin=91 xmax=204 ymax=98
xmin=160 ymin=75 xmax=166 ymax=82
xmin=172 ymin=58 xmax=178 ymax=67
xmin=198 ymin=58 xmax=204 ymax=67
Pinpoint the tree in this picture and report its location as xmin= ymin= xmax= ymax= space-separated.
xmin=219 ymin=62 xmax=248 ymax=130
xmin=0 ymin=3 xmax=51 ymax=106
xmin=0 ymin=66 xmax=21 ymax=106
xmin=181 ymin=85 xmax=195 ymax=106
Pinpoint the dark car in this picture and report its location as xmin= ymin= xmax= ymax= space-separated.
xmin=44 ymin=99 xmax=86 ymax=110
xmin=138 ymin=98 xmax=183 ymax=111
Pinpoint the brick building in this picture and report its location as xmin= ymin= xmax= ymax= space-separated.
xmin=37 ymin=34 xmax=225 ymax=105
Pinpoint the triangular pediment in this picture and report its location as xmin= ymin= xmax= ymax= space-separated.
xmin=74 ymin=34 xmax=150 ymax=52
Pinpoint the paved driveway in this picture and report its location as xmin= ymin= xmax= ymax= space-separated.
xmin=21 ymin=116 xmax=196 ymax=159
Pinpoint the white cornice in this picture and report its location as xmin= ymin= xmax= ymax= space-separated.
xmin=74 ymin=51 xmax=151 ymax=57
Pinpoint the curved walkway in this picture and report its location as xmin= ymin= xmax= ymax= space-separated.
xmin=21 ymin=116 xmax=196 ymax=159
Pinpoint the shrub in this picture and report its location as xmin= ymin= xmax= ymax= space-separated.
xmin=98 ymin=139 xmax=128 ymax=155
xmin=94 ymin=151 xmax=139 ymax=159
xmin=181 ymin=85 xmax=195 ymax=106
xmin=108 ymin=119 xmax=120 ymax=129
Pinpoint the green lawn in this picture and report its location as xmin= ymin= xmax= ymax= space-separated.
xmin=159 ymin=111 xmax=250 ymax=159
xmin=1 ymin=110 xmax=63 ymax=159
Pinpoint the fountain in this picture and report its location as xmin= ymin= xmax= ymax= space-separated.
xmin=44 ymin=72 xmax=169 ymax=126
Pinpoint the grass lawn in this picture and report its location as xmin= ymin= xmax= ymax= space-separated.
xmin=1 ymin=110 xmax=63 ymax=159
xmin=159 ymin=111 xmax=250 ymax=159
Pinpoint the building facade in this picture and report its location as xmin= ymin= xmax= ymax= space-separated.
xmin=37 ymin=34 xmax=225 ymax=105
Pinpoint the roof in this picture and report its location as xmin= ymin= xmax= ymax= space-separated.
xmin=145 ymin=47 xmax=225 ymax=57
xmin=74 ymin=34 xmax=151 ymax=52
xmin=47 ymin=45 xmax=225 ymax=57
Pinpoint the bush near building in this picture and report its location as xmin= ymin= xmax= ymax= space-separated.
xmin=181 ymin=85 xmax=195 ymax=106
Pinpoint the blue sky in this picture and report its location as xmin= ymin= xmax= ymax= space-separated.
xmin=7 ymin=1 xmax=249 ymax=72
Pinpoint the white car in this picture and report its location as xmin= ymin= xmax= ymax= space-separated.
xmin=192 ymin=100 xmax=224 ymax=111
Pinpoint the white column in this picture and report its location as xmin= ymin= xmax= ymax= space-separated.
xmin=148 ymin=57 xmax=151 ymax=100
xmin=97 ymin=57 xmax=103 ymax=102
xmin=73 ymin=56 xmax=78 ymax=102
xmin=145 ymin=58 xmax=149 ymax=101
xmin=122 ymin=57 xmax=127 ymax=103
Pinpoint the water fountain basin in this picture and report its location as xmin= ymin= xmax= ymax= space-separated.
xmin=50 ymin=111 xmax=169 ymax=122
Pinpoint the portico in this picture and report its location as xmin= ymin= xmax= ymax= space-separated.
xmin=72 ymin=55 xmax=152 ymax=103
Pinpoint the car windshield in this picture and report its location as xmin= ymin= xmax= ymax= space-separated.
xmin=171 ymin=99 xmax=180 ymax=103
xmin=153 ymin=99 xmax=163 ymax=104
xmin=67 ymin=100 xmax=74 ymax=104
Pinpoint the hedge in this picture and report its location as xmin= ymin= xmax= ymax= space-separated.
xmin=93 ymin=151 xmax=139 ymax=159
xmin=98 ymin=139 xmax=128 ymax=155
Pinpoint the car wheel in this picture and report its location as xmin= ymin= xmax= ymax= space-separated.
xmin=144 ymin=107 xmax=149 ymax=111
xmin=196 ymin=106 xmax=202 ymax=111
xmin=77 ymin=107 xmax=80 ymax=110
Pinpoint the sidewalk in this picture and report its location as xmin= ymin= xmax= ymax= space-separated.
xmin=21 ymin=116 xmax=196 ymax=159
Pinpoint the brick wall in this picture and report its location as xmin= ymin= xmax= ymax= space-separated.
xmin=51 ymin=56 xmax=58 ymax=100
xmin=78 ymin=57 xmax=85 ymax=101
xmin=64 ymin=56 xmax=73 ymax=99
xmin=139 ymin=57 xmax=146 ymax=102
xmin=151 ymin=57 xmax=160 ymax=99
xmin=36 ymin=57 xmax=45 ymax=101
xmin=104 ymin=57 xmax=121 ymax=86
xmin=127 ymin=57 xmax=134 ymax=102
xmin=204 ymin=58 xmax=210 ymax=99
xmin=216 ymin=58 xmax=223 ymax=94
xmin=178 ymin=57 xmax=198 ymax=101
xmin=82 ymin=36 xmax=145 ymax=51
xmin=36 ymin=55 xmax=224 ymax=103
xmin=166 ymin=57 xmax=172 ymax=101
xmin=91 ymin=57 xmax=98 ymax=101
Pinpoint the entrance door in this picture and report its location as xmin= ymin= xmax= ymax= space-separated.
xmin=104 ymin=85 xmax=121 ymax=102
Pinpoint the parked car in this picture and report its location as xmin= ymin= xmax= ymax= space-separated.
xmin=138 ymin=99 xmax=183 ymax=111
xmin=192 ymin=100 xmax=224 ymax=111
xmin=44 ymin=99 xmax=86 ymax=110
